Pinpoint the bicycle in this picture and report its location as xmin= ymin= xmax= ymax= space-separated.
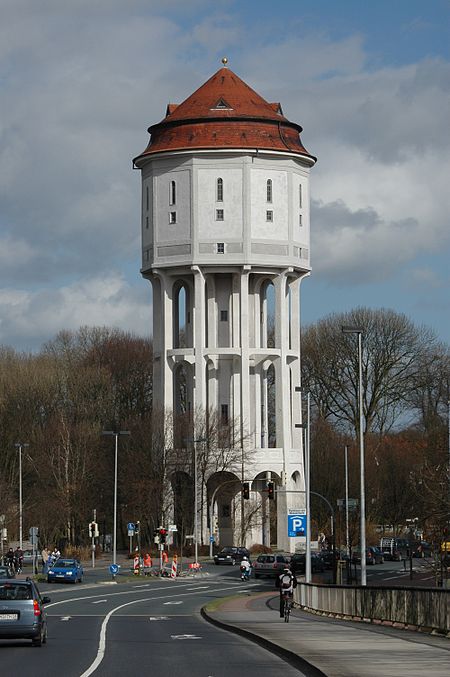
xmin=282 ymin=592 xmax=292 ymax=622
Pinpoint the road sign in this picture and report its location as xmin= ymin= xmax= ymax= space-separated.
xmin=127 ymin=522 xmax=135 ymax=532
xmin=168 ymin=524 xmax=177 ymax=532
xmin=288 ymin=512 xmax=307 ymax=537
xmin=109 ymin=563 xmax=120 ymax=575
xmin=209 ymin=536 xmax=215 ymax=543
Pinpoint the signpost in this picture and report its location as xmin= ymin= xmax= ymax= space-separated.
xmin=127 ymin=522 xmax=135 ymax=554
xmin=287 ymin=509 xmax=307 ymax=537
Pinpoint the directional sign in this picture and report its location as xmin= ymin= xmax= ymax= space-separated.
xmin=127 ymin=522 xmax=135 ymax=532
xmin=288 ymin=512 xmax=307 ymax=537
xmin=109 ymin=563 xmax=120 ymax=575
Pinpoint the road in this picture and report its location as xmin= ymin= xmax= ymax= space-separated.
xmin=0 ymin=565 xmax=307 ymax=676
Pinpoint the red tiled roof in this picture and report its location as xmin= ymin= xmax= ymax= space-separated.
xmin=134 ymin=67 xmax=315 ymax=163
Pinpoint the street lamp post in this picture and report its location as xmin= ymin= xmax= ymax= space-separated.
xmin=295 ymin=388 xmax=311 ymax=583
xmin=187 ymin=437 xmax=207 ymax=565
xmin=14 ymin=443 xmax=29 ymax=550
xmin=102 ymin=430 xmax=130 ymax=567
xmin=342 ymin=327 xmax=367 ymax=586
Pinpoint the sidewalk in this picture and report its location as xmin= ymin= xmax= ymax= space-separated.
xmin=202 ymin=591 xmax=450 ymax=677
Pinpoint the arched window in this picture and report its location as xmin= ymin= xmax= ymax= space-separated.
xmin=169 ymin=180 xmax=176 ymax=206
xmin=266 ymin=179 xmax=272 ymax=203
xmin=217 ymin=178 xmax=223 ymax=202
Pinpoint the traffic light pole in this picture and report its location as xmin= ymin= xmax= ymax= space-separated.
xmin=92 ymin=509 xmax=96 ymax=569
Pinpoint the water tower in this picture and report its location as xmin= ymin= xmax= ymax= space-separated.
xmin=133 ymin=60 xmax=316 ymax=551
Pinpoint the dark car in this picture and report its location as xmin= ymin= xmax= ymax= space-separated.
xmin=253 ymin=553 xmax=291 ymax=579
xmin=213 ymin=547 xmax=250 ymax=565
xmin=291 ymin=552 xmax=325 ymax=575
xmin=352 ymin=547 xmax=384 ymax=565
xmin=0 ymin=566 xmax=15 ymax=579
xmin=0 ymin=579 xmax=50 ymax=646
xmin=412 ymin=541 xmax=432 ymax=558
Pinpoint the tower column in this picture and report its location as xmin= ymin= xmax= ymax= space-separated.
xmin=192 ymin=266 xmax=206 ymax=413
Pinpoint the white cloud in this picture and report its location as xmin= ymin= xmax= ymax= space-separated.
xmin=0 ymin=274 xmax=151 ymax=351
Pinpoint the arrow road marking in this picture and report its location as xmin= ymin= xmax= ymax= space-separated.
xmin=171 ymin=634 xmax=202 ymax=640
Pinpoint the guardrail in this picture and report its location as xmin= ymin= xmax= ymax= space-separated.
xmin=295 ymin=582 xmax=450 ymax=635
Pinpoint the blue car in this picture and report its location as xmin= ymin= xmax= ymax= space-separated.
xmin=47 ymin=558 xmax=83 ymax=584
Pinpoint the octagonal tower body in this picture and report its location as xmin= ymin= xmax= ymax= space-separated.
xmin=134 ymin=66 xmax=316 ymax=552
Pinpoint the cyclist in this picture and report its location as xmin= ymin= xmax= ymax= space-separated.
xmin=240 ymin=556 xmax=251 ymax=581
xmin=278 ymin=565 xmax=297 ymax=618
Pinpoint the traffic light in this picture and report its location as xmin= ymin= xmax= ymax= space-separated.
xmin=267 ymin=481 xmax=275 ymax=500
xmin=159 ymin=527 xmax=167 ymax=544
xmin=89 ymin=522 xmax=96 ymax=538
xmin=135 ymin=521 xmax=140 ymax=535
xmin=153 ymin=529 xmax=160 ymax=544
xmin=242 ymin=482 xmax=250 ymax=500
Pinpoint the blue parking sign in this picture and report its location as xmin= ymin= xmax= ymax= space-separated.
xmin=288 ymin=513 xmax=306 ymax=537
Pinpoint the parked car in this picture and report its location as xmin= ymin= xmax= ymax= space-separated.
xmin=253 ymin=553 xmax=291 ymax=579
xmin=0 ymin=579 xmax=50 ymax=646
xmin=412 ymin=541 xmax=432 ymax=558
xmin=213 ymin=547 xmax=250 ymax=566
xmin=318 ymin=549 xmax=348 ymax=569
xmin=47 ymin=558 xmax=83 ymax=583
xmin=290 ymin=552 xmax=325 ymax=575
xmin=352 ymin=547 xmax=384 ymax=565
xmin=367 ymin=547 xmax=384 ymax=564
xmin=380 ymin=537 xmax=409 ymax=561
xmin=22 ymin=550 xmax=41 ymax=566
xmin=0 ymin=565 xmax=15 ymax=579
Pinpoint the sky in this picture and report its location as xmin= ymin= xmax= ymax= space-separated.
xmin=0 ymin=0 xmax=449 ymax=351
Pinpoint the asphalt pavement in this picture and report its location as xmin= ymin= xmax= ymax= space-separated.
xmin=203 ymin=590 xmax=450 ymax=677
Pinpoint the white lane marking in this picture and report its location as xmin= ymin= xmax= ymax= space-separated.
xmin=149 ymin=616 xmax=169 ymax=620
xmin=78 ymin=585 xmax=242 ymax=677
xmin=61 ymin=616 xmax=72 ymax=621
xmin=45 ymin=581 xmax=203 ymax=608
xmin=163 ymin=600 xmax=183 ymax=605
xmin=171 ymin=634 xmax=202 ymax=640
xmin=186 ymin=586 xmax=209 ymax=590
xmin=92 ymin=600 xmax=107 ymax=604
xmin=134 ymin=584 xmax=150 ymax=588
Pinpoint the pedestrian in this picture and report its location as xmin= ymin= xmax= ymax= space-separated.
xmin=41 ymin=547 xmax=49 ymax=574
xmin=143 ymin=552 xmax=152 ymax=574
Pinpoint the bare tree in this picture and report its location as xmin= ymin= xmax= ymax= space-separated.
xmin=302 ymin=307 xmax=437 ymax=435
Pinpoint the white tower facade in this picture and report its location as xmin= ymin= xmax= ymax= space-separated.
xmin=134 ymin=64 xmax=316 ymax=552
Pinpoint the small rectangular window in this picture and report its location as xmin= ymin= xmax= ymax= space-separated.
xmin=146 ymin=185 xmax=149 ymax=211
xmin=299 ymin=184 xmax=303 ymax=208
xmin=169 ymin=211 xmax=177 ymax=224
xmin=220 ymin=310 xmax=228 ymax=322
xmin=221 ymin=404 xmax=229 ymax=424
xmin=217 ymin=178 xmax=223 ymax=202
xmin=169 ymin=180 xmax=176 ymax=206
xmin=266 ymin=179 xmax=272 ymax=203
xmin=217 ymin=242 xmax=225 ymax=254
xmin=145 ymin=216 xmax=149 ymax=229
xmin=216 ymin=209 xmax=224 ymax=221
xmin=266 ymin=210 xmax=273 ymax=222
xmin=145 ymin=250 xmax=149 ymax=261
xmin=299 ymin=214 xmax=302 ymax=227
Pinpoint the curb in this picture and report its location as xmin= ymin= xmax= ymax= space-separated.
xmin=201 ymin=603 xmax=327 ymax=677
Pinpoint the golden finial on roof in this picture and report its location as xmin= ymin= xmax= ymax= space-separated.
xmin=221 ymin=57 xmax=228 ymax=67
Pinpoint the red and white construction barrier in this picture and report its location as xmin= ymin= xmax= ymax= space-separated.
xmin=171 ymin=554 xmax=178 ymax=578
